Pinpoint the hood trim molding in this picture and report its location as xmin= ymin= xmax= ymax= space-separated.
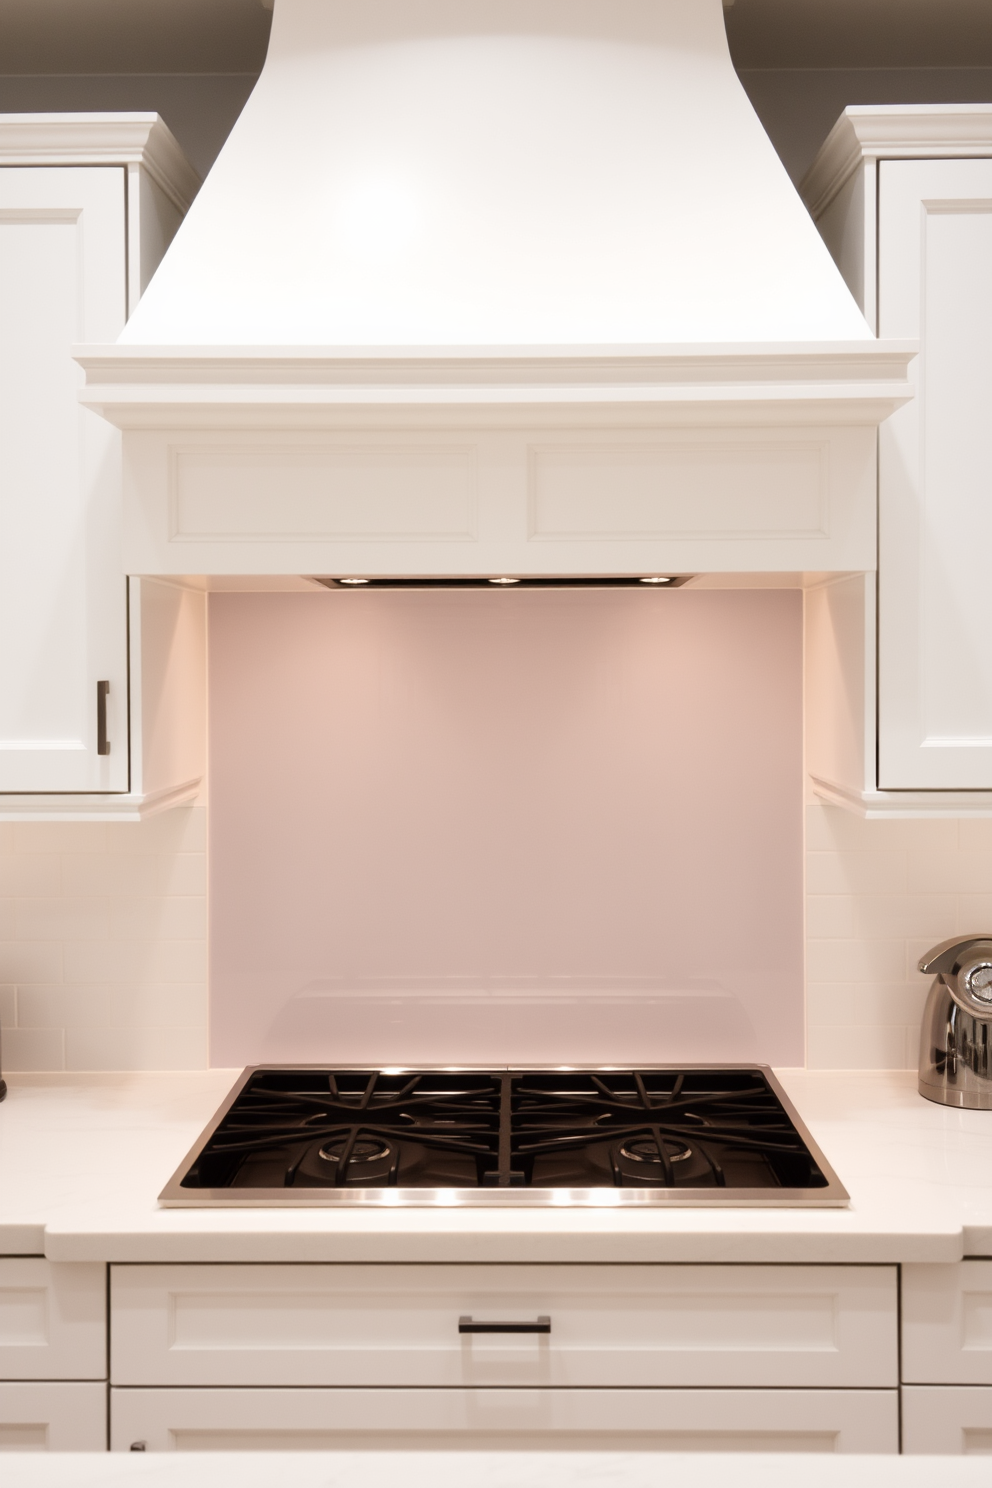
xmin=77 ymin=341 xmax=914 ymax=432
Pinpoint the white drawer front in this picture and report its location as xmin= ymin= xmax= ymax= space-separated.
xmin=0 ymin=1382 xmax=106 ymax=1451
xmin=903 ymin=1262 xmax=992 ymax=1384
xmin=110 ymin=1263 xmax=896 ymax=1388
xmin=903 ymin=1386 xmax=992 ymax=1454
xmin=0 ymin=1260 xmax=106 ymax=1381
xmin=110 ymin=1386 xmax=898 ymax=1453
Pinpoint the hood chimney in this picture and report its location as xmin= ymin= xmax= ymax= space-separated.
xmin=122 ymin=0 xmax=871 ymax=347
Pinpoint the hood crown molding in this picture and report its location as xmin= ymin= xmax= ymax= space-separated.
xmin=77 ymin=342 xmax=915 ymax=430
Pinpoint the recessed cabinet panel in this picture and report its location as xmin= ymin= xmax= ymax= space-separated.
xmin=903 ymin=1261 xmax=992 ymax=1385
xmin=110 ymin=1263 xmax=897 ymax=1389
xmin=0 ymin=1382 xmax=106 ymax=1450
xmin=878 ymin=158 xmax=992 ymax=789
xmin=170 ymin=444 xmax=479 ymax=542
xmin=0 ymin=167 xmax=128 ymax=791
xmin=528 ymin=440 xmax=827 ymax=540
xmin=109 ymin=1385 xmax=899 ymax=1453
xmin=0 ymin=1260 xmax=107 ymax=1382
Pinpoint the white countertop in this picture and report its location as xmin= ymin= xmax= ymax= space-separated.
xmin=1 ymin=1456 xmax=989 ymax=1488
xmin=0 ymin=1069 xmax=990 ymax=1263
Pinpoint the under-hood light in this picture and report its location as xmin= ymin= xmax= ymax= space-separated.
xmin=315 ymin=576 xmax=691 ymax=592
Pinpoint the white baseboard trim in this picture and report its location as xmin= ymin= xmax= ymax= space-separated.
xmin=0 ymin=777 xmax=201 ymax=822
xmin=811 ymin=774 xmax=992 ymax=819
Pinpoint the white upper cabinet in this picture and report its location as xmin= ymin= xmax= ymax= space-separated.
xmin=0 ymin=116 xmax=205 ymax=817
xmin=0 ymin=165 xmax=127 ymax=791
xmin=877 ymin=158 xmax=992 ymax=788
xmin=802 ymin=106 xmax=992 ymax=811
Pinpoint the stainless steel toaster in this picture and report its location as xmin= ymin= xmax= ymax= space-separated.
xmin=918 ymin=935 xmax=992 ymax=1109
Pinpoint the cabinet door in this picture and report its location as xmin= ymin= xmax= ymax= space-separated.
xmin=110 ymin=1386 xmax=899 ymax=1453
xmin=902 ymin=1261 xmax=992 ymax=1384
xmin=0 ymin=1259 xmax=106 ymax=1381
xmin=0 ymin=166 xmax=128 ymax=791
xmin=0 ymin=1382 xmax=106 ymax=1450
xmin=110 ymin=1262 xmax=897 ymax=1389
xmin=877 ymin=159 xmax=992 ymax=788
xmin=903 ymin=1386 xmax=992 ymax=1454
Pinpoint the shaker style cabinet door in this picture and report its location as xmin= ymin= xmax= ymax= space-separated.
xmin=109 ymin=1385 xmax=899 ymax=1454
xmin=0 ymin=1382 xmax=107 ymax=1451
xmin=110 ymin=1262 xmax=897 ymax=1389
xmin=902 ymin=1261 xmax=992 ymax=1385
xmin=0 ymin=1259 xmax=106 ymax=1381
xmin=877 ymin=158 xmax=992 ymax=789
xmin=902 ymin=1387 xmax=992 ymax=1454
xmin=0 ymin=166 xmax=128 ymax=791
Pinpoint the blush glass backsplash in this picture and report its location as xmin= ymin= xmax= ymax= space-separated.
xmin=208 ymin=588 xmax=803 ymax=1067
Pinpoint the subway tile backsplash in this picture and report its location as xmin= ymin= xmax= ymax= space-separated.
xmin=1 ymin=793 xmax=989 ymax=1072
xmin=805 ymin=803 xmax=992 ymax=1070
xmin=0 ymin=801 xmax=207 ymax=1072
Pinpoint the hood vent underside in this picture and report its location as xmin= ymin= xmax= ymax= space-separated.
xmin=314 ymin=576 xmax=691 ymax=591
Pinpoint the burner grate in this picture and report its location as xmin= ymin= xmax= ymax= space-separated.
xmin=170 ymin=1066 xmax=839 ymax=1199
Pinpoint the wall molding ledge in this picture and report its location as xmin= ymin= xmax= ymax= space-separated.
xmin=811 ymin=775 xmax=992 ymax=820
xmin=0 ymin=776 xmax=201 ymax=823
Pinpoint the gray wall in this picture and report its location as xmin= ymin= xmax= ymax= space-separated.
xmin=0 ymin=74 xmax=257 ymax=180
xmin=4 ymin=63 xmax=992 ymax=190
xmin=740 ymin=68 xmax=992 ymax=185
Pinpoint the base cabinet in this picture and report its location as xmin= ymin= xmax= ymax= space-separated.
xmin=110 ymin=1386 xmax=899 ymax=1454
xmin=106 ymin=1261 xmax=899 ymax=1455
xmin=0 ymin=1258 xmax=931 ymax=1453
xmin=0 ymin=1382 xmax=106 ymax=1451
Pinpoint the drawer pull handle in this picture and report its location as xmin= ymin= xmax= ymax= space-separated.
xmin=97 ymin=680 xmax=110 ymax=756
xmin=459 ymin=1315 xmax=551 ymax=1334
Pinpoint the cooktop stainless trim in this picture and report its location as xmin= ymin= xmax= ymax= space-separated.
xmin=158 ymin=1064 xmax=850 ymax=1208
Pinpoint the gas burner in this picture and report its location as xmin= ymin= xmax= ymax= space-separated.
xmin=619 ymin=1138 xmax=693 ymax=1164
xmin=162 ymin=1065 xmax=848 ymax=1207
xmin=318 ymin=1137 xmax=393 ymax=1165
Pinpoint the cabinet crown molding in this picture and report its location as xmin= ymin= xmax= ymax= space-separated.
xmin=0 ymin=113 xmax=200 ymax=214
xmin=801 ymin=104 xmax=992 ymax=220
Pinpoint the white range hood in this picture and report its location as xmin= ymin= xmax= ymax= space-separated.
xmin=77 ymin=0 xmax=913 ymax=580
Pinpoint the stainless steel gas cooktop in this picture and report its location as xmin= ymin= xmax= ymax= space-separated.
xmin=159 ymin=1065 xmax=848 ymax=1207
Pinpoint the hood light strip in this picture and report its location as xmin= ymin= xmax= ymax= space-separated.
xmin=315 ymin=576 xmax=690 ymax=591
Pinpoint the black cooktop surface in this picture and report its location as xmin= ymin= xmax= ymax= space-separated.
xmin=160 ymin=1065 xmax=848 ymax=1206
